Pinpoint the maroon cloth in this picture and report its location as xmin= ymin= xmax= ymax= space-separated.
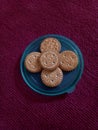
xmin=0 ymin=0 xmax=97 ymax=130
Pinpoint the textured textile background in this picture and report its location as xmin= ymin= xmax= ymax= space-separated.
xmin=0 ymin=0 xmax=98 ymax=130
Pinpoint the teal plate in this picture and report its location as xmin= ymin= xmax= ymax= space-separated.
xmin=20 ymin=34 xmax=84 ymax=96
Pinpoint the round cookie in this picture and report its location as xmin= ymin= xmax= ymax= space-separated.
xmin=24 ymin=52 xmax=42 ymax=73
xmin=41 ymin=68 xmax=63 ymax=87
xmin=40 ymin=51 xmax=59 ymax=71
xmin=40 ymin=37 xmax=61 ymax=52
xmin=59 ymin=51 xmax=78 ymax=71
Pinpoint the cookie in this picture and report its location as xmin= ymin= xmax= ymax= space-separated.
xmin=40 ymin=37 xmax=61 ymax=52
xmin=59 ymin=51 xmax=78 ymax=71
xmin=24 ymin=52 xmax=42 ymax=73
xmin=40 ymin=51 xmax=59 ymax=71
xmin=41 ymin=67 xmax=63 ymax=87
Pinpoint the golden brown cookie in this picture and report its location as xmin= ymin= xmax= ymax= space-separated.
xmin=24 ymin=52 xmax=42 ymax=73
xmin=41 ymin=68 xmax=63 ymax=87
xmin=40 ymin=51 xmax=59 ymax=71
xmin=40 ymin=37 xmax=61 ymax=52
xmin=59 ymin=51 xmax=78 ymax=71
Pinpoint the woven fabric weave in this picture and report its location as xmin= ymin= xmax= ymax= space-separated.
xmin=0 ymin=0 xmax=97 ymax=130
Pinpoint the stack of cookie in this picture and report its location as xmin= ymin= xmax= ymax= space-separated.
xmin=25 ymin=38 xmax=78 ymax=87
